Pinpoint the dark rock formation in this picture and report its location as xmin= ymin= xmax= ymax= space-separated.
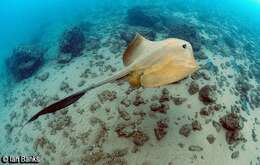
xmin=219 ymin=113 xmax=244 ymax=144
xmin=188 ymin=81 xmax=199 ymax=95
xmin=179 ymin=124 xmax=192 ymax=137
xmin=219 ymin=113 xmax=243 ymax=131
xmin=201 ymin=61 xmax=219 ymax=74
xmin=59 ymin=26 xmax=86 ymax=60
xmin=167 ymin=23 xmax=203 ymax=52
xmin=206 ymin=134 xmax=215 ymax=144
xmin=6 ymin=45 xmax=45 ymax=81
xmin=127 ymin=6 xmax=160 ymax=27
xmin=154 ymin=119 xmax=168 ymax=140
xmin=199 ymin=85 xmax=217 ymax=104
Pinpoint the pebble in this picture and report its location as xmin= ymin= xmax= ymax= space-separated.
xmin=206 ymin=134 xmax=215 ymax=144
xmin=188 ymin=145 xmax=203 ymax=152
xmin=179 ymin=124 xmax=192 ymax=137
xmin=231 ymin=151 xmax=239 ymax=159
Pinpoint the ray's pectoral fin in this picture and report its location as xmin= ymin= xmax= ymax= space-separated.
xmin=140 ymin=55 xmax=198 ymax=87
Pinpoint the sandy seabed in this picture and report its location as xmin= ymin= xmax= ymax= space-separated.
xmin=0 ymin=6 xmax=259 ymax=165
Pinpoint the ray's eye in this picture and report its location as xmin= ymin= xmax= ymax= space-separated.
xmin=182 ymin=44 xmax=187 ymax=49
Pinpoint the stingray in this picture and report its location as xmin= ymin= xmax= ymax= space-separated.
xmin=23 ymin=33 xmax=198 ymax=127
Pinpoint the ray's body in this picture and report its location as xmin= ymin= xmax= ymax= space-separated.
xmin=24 ymin=33 xmax=198 ymax=126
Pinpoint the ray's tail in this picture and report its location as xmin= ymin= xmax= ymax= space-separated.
xmin=22 ymin=67 xmax=131 ymax=129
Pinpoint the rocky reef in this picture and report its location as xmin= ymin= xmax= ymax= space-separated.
xmin=58 ymin=26 xmax=86 ymax=63
xmin=6 ymin=45 xmax=45 ymax=81
xmin=127 ymin=6 xmax=160 ymax=28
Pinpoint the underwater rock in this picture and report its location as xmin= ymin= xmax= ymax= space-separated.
xmin=81 ymin=151 xmax=105 ymax=164
xmin=132 ymin=130 xmax=149 ymax=146
xmin=235 ymin=78 xmax=253 ymax=94
xmin=4 ymin=124 xmax=13 ymax=135
xmin=159 ymin=88 xmax=170 ymax=102
xmin=36 ymin=72 xmax=49 ymax=81
xmin=195 ymin=50 xmax=208 ymax=60
xmin=206 ymin=134 xmax=215 ymax=144
xmin=192 ymin=120 xmax=202 ymax=131
xmin=33 ymin=136 xmax=56 ymax=154
xmin=212 ymin=120 xmax=221 ymax=132
xmin=219 ymin=113 xmax=244 ymax=144
xmin=57 ymin=53 xmax=72 ymax=64
xmin=188 ymin=81 xmax=199 ymax=95
xmin=48 ymin=115 xmax=72 ymax=134
xmin=200 ymin=107 xmax=210 ymax=116
xmin=200 ymin=104 xmax=221 ymax=116
xmin=90 ymin=102 xmax=101 ymax=112
xmin=133 ymin=95 xmax=145 ymax=106
xmin=167 ymin=23 xmax=203 ymax=52
xmin=219 ymin=113 xmax=243 ymax=131
xmin=60 ymin=81 xmax=73 ymax=93
xmin=150 ymin=102 xmax=169 ymax=114
xmin=6 ymin=45 xmax=45 ymax=81
xmin=59 ymin=26 xmax=86 ymax=57
xmin=118 ymin=107 xmax=131 ymax=121
xmin=85 ymin=37 xmax=100 ymax=51
xmin=188 ymin=145 xmax=203 ymax=152
xmin=98 ymin=90 xmax=117 ymax=103
xmin=171 ymin=97 xmax=187 ymax=105
xmin=77 ymin=80 xmax=86 ymax=87
xmin=120 ymin=98 xmax=131 ymax=107
xmin=251 ymin=128 xmax=258 ymax=142
xmin=115 ymin=122 xmax=135 ymax=138
xmin=201 ymin=61 xmax=219 ymax=74
xmin=179 ymin=124 xmax=192 ymax=137
xmin=231 ymin=151 xmax=239 ymax=159
xmin=154 ymin=119 xmax=169 ymax=140
xmin=199 ymin=85 xmax=217 ymax=104
xmin=127 ymin=6 xmax=160 ymax=27
xmin=249 ymin=88 xmax=260 ymax=109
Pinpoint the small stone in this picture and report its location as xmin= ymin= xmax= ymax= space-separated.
xmin=58 ymin=53 xmax=72 ymax=63
xmin=219 ymin=113 xmax=243 ymax=131
xmin=133 ymin=95 xmax=145 ymax=106
xmin=188 ymin=145 xmax=203 ymax=151
xmin=115 ymin=123 xmax=134 ymax=137
xmin=118 ymin=107 xmax=131 ymax=121
xmin=37 ymin=72 xmax=49 ymax=81
xmin=121 ymin=98 xmax=131 ymax=107
xmin=132 ymin=130 xmax=149 ymax=146
xmin=179 ymin=124 xmax=192 ymax=137
xmin=200 ymin=107 xmax=210 ymax=116
xmin=231 ymin=151 xmax=239 ymax=159
xmin=154 ymin=119 xmax=168 ymax=140
xmin=159 ymin=88 xmax=170 ymax=102
xmin=206 ymin=134 xmax=215 ymax=144
xmin=192 ymin=120 xmax=202 ymax=131
xmin=90 ymin=102 xmax=101 ymax=112
xmin=212 ymin=121 xmax=221 ymax=132
xmin=178 ymin=143 xmax=184 ymax=148
xmin=77 ymin=80 xmax=86 ymax=87
xmin=150 ymin=103 xmax=169 ymax=114
xmin=199 ymin=85 xmax=217 ymax=104
xmin=98 ymin=90 xmax=117 ymax=103
xmin=252 ymin=129 xmax=258 ymax=142
xmin=172 ymin=97 xmax=187 ymax=105
xmin=188 ymin=81 xmax=199 ymax=95
xmin=225 ymin=130 xmax=240 ymax=145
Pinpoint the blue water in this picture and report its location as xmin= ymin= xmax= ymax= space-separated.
xmin=0 ymin=0 xmax=260 ymax=164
